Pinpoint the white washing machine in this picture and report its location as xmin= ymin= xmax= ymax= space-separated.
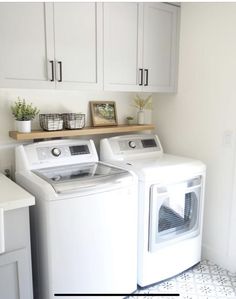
xmin=100 ymin=134 xmax=206 ymax=287
xmin=15 ymin=139 xmax=137 ymax=299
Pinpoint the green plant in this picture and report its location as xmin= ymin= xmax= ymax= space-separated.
xmin=126 ymin=116 xmax=134 ymax=120
xmin=133 ymin=94 xmax=152 ymax=110
xmin=11 ymin=97 xmax=40 ymax=121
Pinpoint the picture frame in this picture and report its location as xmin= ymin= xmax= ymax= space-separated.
xmin=90 ymin=101 xmax=118 ymax=127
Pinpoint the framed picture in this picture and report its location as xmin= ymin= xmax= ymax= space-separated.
xmin=90 ymin=101 xmax=118 ymax=127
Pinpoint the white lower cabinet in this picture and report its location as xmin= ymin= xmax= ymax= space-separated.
xmin=0 ymin=208 xmax=33 ymax=299
xmin=103 ymin=2 xmax=180 ymax=92
xmin=0 ymin=248 xmax=32 ymax=299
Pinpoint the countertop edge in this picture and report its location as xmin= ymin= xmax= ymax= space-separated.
xmin=0 ymin=197 xmax=35 ymax=211
xmin=0 ymin=174 xmax=35 ymax=211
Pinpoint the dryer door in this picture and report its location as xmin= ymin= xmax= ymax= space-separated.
xmin=149 ymin=176 xmax=202 ymax=252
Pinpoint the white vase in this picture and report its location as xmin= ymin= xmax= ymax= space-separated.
xmin=15 ymin=120 xmax=31 ymax=133
xmin=137 ymin=109 xmax=145 ymax=125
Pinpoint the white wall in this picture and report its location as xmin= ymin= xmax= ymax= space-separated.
xmin=153 ymin=3 xmax=236 ymax=272
xmin=0 ymin=89 xmax=145 ymax=174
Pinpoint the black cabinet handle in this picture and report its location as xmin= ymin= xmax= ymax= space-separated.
xmin=144 ymin=69 xmax=149 ymax=86
xmin=139 ymin=68 xmax=143 ymax=86
xmin=58 ymin=61 xmax=62 ymax=82
xmin=49 ymin=60 xmax=54 ymax=82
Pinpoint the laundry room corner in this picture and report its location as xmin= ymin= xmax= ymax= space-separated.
xmin=151 ymin=2 xmax=236 ymax=272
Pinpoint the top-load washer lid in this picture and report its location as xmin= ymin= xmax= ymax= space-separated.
xmin=32 ymin=162 xmax=129 ymax=194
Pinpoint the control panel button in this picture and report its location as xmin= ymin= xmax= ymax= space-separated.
xmin=51 ymin=148 xmax=61 ymax=157
xmin=128 ymin=141 xmax=136 ymax=149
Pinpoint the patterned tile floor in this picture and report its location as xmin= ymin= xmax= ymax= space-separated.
xmin=128 ymin=260 xmax=236 ymax=298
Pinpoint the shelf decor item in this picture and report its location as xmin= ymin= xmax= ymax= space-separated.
xmin=90 ymin=101 xmax=118 ymax=127
xmin=133 ymin=94 xmax=152 ymax=125
xmin=11 ymin=97 xmax=40 ymax=133
xmin=39 ymin=114 xmax=63 ymax=131
xmin=137 ymin=109 xmax=145 ymax=125
xmin=62 ymin=113 xmax=85 ymax=129
xmin=126 ymin=116 xmax=134 ymax=125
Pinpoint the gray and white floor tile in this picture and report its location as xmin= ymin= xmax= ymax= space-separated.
xmin=128 ymin=260 xmax=236 ymax=298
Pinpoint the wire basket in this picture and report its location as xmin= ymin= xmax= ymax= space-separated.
xmin=62 ymin=113 xmax=85 ymax=130
xmin=39 ymin=114 xmax=64 ymax=131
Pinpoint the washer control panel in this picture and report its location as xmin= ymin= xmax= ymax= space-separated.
xmin=19 ymin=139 xmax=98 ymax=170
xmin=37 ymin=144 xmax=90 ymax=160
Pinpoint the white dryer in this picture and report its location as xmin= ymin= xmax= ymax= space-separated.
xmin=100 ymin=134 xmax=206 ymax=287
xmin=15 ymin=139 xmax=138 ymax=299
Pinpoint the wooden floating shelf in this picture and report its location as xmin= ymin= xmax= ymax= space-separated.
xmin=9 ymin=124 xmax=155 ymax=141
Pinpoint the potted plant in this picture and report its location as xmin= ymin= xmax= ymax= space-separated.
xmin=133 ymin=94 xmax=152 ymax=125
xmin=126 ymin=116 xmax=134 ymax=125
xmin=11 ymin=97 xmax=40 ymax=133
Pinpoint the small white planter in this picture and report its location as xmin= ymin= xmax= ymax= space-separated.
xmin=15 ymin=120 xmax=31 ymax=133
xmin=127 ymin=119 xmax=134 ymax=125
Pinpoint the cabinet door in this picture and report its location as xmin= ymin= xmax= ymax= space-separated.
xmin=0 ymin=3 xmax=55 ymax=89
xmin=0 ymin=248 xmax=33 ymax=299
xmin=103 ymin=3 xmax=143 ymax=92
xmin=142 ymin=3 xmax=179 ymax=92
xmin=53 ymin=3 xmax=102 ymax=90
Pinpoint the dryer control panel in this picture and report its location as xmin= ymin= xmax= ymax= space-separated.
xmin=100 ymin=134 xmax=163 ymax=161
xmin=119 ymin=138 xmax=160 ymax=151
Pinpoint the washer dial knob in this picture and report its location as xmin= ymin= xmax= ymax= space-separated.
xmin=129 ymin=141 xmax=136 ymax=149
xmin=51 ymin=148 xmax=61 ymax=157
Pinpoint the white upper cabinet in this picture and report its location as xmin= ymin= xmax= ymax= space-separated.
xmin=103 ymin=3 xmax=142 ymax=92
xmin=0 ymin=2 xmax=179 ymax=92
xmin=142 ymin=3 xmax=179 ymax=92
xmin=53 ymin=3 xmax=102 ymax=89
xmin=0 ymin=3 xmax=54 ymax=89
xmin=0 ymin=2 xmax=102 ymax=90
xmin=103 ymin=3 xmax=180 ymax=92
